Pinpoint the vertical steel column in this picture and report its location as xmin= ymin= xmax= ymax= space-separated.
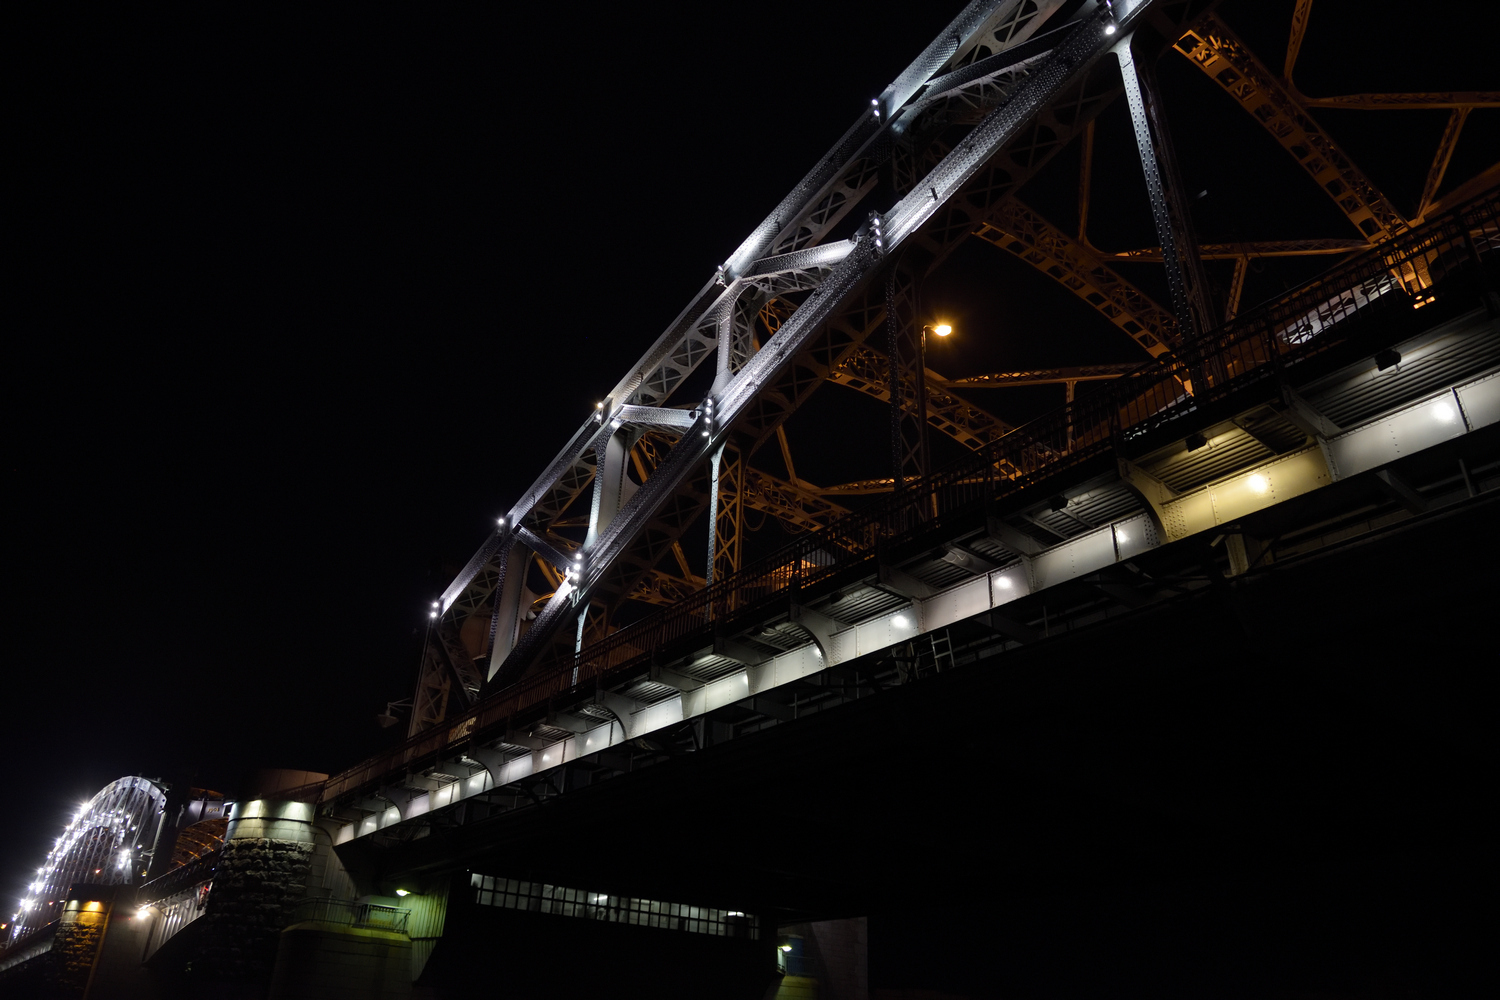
xmin=712 ymin=302 xmax=735 ymax=388
xmin=1116 ymin=33 xmax=1213 ymax=341
xmin=711 ymin=444 xmax=744 ymax=587
xmin=585 ymin=429 xmax=636 ymax=550
xmin=484 ymin=540 xmax=531 ymax=684
xmin=408 ymin=628 xmax=452 ymax=738
xmin=886 ymin=264 xmax=928 ymax=496
xmin=705 ymin=443 xmax=725 ymax=588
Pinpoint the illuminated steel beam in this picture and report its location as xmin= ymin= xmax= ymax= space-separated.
xmin=497 ymin=3 xmax=1165 ymax=685
xmin=1174 ymin=16 xmax=1407 ymax=242
xmin=765 ymin=1 xmax=1064 ymax=257
xmin=711 ymin=444 xmax=744 ymax=584
xmin=741 ymin=467 xmax=853 ymax=538
xmin=892 ymin=0 xmax=1070 ymax=193
xmin=627 ymin=570 xmax=705 ymax=609
xmin=1422 ymin=163 xmax=1500 ymax=222
xmin=973 ymin=200 xmax=1179 ymax=356
xmin=1418 ymin=109 xmax=1471 ymax=220
xmin=1109 ymin=237 xmax=1367 ymax=260
xmin=477 ymin=2 xmax=1031 ymax=608
xmin=1284 ymin=0 xmax=1312 ymax=82
xmin=830 ymin=344 xmax=1017 ymax=450
xmin=947 ymin=363 xmax=1143 ymax=387
xmin=816 ymin=477 xmax=898 ymax=496
xmin=1117 ymin=31 xmax=1215 ymax=340
xmin=747 ymin=41 xmax=1131 ymax=494
xmin=428 ymin=3 xmax=1168 ymax=700
xmin=886 ymin=264 xmax=930 ymax=491
xmin=1298 ymin=91 xmax=1500 ymax=111
xmin=1225 ymin=255 xmax=1248 ymax=321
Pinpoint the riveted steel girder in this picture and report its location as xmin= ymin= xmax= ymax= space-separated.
xmin=1174 ymin=15 xmax=1406 ymax=242
xmin=494 ymin=1 xmax=1166 ymax=687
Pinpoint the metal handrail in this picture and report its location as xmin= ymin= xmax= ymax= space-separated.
xmin=288 ymin=897 xmax=410 ymax=934
xmin=137 ymin=848 xmax=222 ymax=904
xmin=321 ymin=190 xmax=1497 ymax=803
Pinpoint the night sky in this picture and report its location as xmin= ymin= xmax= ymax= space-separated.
xmin=9 ymin=0 xmax=1495 ymax=973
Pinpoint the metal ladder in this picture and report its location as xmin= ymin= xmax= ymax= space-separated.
xmin=929 ymin=628 xmax=955 ymax=674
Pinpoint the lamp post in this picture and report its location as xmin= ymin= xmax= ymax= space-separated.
xmin=902 ymin=319 xmax=953 ymax=513
xmin=915 ymin=320 xmax=952 ymax=484
xmin=885 ymin=254 xmax=953 ymax=503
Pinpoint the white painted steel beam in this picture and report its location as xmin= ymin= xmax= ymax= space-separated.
xmin=338 ymin=358 xmax=1500 ymax=845
xmin=499 ymin=2 xmax=1153 ymax=682
xmin=436 ymin=3 xmax=1059 ymax=622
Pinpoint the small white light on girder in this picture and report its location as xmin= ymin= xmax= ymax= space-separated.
xmin=136 ymin=907 xmax=150 ymax=920
xmin=596 ymin=402 xmax=603 ymax=409
xmin=1105 ymin=22 xmax=1116 ymax=34
xmin=703 ymin=430 xmax=711 ymax=437
xmin=1248 ymin=474 xmax=1269 ymax=494
xmin=431 ymin=601 xmax=439 ymax=608
xmin=893 ymin=615 xmax=909 ymax=628
xmin=497 ymin=517 xmax=505 ymax=527
xmin=429 ymin=610 xmax=438 ymax=618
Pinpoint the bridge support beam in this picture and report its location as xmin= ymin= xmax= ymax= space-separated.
xmin=1116 ymin=31 xmax=1214 ymax=340
xmin=484 ymin=542 xmax=531 ymax=684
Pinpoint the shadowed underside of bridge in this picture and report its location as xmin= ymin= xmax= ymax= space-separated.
xmin=343 ymin=482 xmax=1497 ymax=992
xmin=308 ymin=0 xmax=1497 ymax=992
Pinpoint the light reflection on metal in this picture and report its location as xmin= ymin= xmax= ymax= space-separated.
xmin=1174 ymin=16 xmax=1406 ymax=242
xmin=9 ymin=777 xmax=167 ymax=946
xmin=1417 ymin=109 xmax=1471 ymax=222
xmin=973 ymin=201 xmax=1177 ymax=356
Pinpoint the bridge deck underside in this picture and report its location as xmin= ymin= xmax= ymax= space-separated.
xmin=339 ymin=479 xmax=1497 ymax=930
xmin=327 ymin=279 xmax=1499 ymax=875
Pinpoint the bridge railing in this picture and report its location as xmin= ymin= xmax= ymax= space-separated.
xmin=288 ymin=897 xmax=410 ymax=934
xmin=137 ymin=849 xmax=222 ymax=904
xmin=322 ymin=190 xmax=1497 ymax=804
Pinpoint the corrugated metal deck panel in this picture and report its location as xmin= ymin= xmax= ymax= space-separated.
xmin=1309 ymin=313 xmax=1500 ymax=427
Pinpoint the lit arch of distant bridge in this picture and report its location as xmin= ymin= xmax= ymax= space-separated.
xmin=9 ymin=776 xmax=167 ymax=944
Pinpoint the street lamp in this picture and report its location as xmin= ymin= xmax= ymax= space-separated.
xmin=899 ymin=321 xmax=954 ymax=506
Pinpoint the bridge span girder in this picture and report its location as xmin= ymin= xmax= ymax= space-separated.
xmin=327 ymin=285 xmax=1500 ymax=859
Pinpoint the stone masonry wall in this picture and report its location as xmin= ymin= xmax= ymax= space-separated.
xmin=20 ymin=907 xmax=109 ymax=999
xmin=193 ymin=838 xmax=313 ymax=984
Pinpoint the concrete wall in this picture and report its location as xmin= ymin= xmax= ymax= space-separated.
xmin=779 ymin=917 xmax=867 ymax=1000
xmin=267 ymin=923 xmax=411 ymax=1000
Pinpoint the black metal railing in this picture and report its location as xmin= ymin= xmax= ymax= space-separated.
xmin=321 ymin=190 xmax=1497 ymax=803
xmin=137 ymin=848 xmax=222 ymax=904
xmin=288 ymin=897 xmax=410 ymax=934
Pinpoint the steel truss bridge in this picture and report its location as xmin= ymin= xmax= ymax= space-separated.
xmin=5 ymin=4 xmax=1495 ymax=994
xmin=316 ymin=0 xmax=1498 ymax=897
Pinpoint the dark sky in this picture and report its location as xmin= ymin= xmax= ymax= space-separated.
xmin=8 ymin=0 xmax=1495 ymax=934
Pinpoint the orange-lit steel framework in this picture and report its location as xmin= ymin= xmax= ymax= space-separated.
xmin=404 ymin=0 xmax=1498 ymax=738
